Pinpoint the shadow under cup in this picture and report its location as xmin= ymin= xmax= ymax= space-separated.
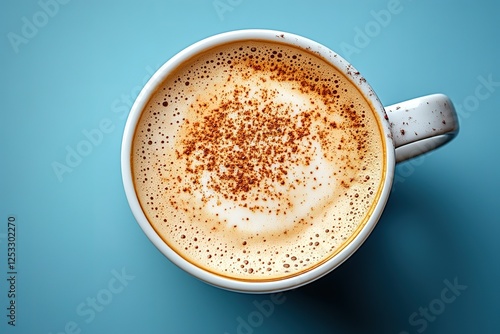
xmin=121 ymin=30 xmax=395 ymax=293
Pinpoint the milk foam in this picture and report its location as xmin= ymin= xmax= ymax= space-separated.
xmin=201 ymin=139 xmax=336 ymax=234
xmin=132 ymin=41 xmax=385 ymax=280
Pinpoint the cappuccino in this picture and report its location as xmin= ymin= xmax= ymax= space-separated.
xmin=131 ymin=40 xmax=385 ymax=280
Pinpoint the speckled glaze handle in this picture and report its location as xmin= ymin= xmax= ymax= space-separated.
xmin=384 ymin=94 xmax=459 ymax=163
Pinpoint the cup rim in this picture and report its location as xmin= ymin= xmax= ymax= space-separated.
xmin=121 ymin=29 xmax=395 ymax=293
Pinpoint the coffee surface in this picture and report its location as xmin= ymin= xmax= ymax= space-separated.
xmin=132 ymin=40 xmax=385 ymax=280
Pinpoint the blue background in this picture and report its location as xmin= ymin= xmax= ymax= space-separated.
xmin=1 ymin=0 xmax=499 ymax=333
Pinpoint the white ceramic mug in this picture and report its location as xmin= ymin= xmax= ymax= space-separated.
xmin=121 ymin=29 xmax=459 ymax=293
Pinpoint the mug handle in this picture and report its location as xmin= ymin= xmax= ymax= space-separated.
xmin=384 ymin=94 xmax=459 ymax=163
